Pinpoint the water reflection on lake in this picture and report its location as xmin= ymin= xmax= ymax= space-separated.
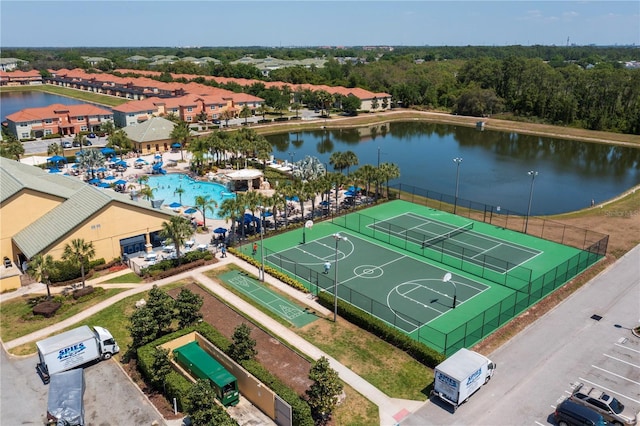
xmin=266 ymin=122 xmax=640 ymax=215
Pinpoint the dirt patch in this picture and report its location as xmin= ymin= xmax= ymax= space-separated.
xmin=167 ymin=283 xmax=313 ymax=396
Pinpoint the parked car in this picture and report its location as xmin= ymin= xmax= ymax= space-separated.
xmin=62 ymin=141 xmax=72 ymax=149
xmin=72 ymin=141 xmax=81 ymax=147
xmin=83 ymin=140 xmax=92 ymax=146
xmin=570 ymin=382 xmax=638 ymax=425
xmin=555 ymin=399 xmax=607 ymax=426
xmin=88 ymin=133 xmax=96 ymax=138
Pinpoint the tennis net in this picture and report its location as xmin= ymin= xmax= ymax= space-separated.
xmin=421 ymin=222 xmax=474 ymax=249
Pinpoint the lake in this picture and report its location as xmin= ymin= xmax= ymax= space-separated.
xmin=3 ymin=91 xmax=638 ymax=215
xmin=266 ymin=122 xmax=640 ymax=215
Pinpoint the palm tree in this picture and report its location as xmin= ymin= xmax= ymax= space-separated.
xmin=159 ymin=216 xmax=193 ymax=264
xmin=100 ymin=121 xmax=115 ymax=137
xmin=379 ymin=162 xmax=401 ymax=199
xmin=219 ymin=195 xmax=246 ymax=244
xmin=329 ymin=151 xmax=348 ymax=174
xmin=62 ymin=239 xmax=95 ymax=288
xmin=343 ymin=150 xmax=359 ymax=175
xmin=76 ymin=149 xmax=106 ymax=179
xmin=194 ymin=195 xmax=218 ymax=230
xmin=239 ymin=105 xmax=252 ymax=125
xmin=328 ymin=172 xmax=349 ymax=214
xmin=107 ymin=129 xmax=132 ymax=158
xmin=175 ymin=186 xmax=185 ymax=205
xmin=47 ymin=143 xmax=62 ymax=156
xmin=170 ymin=121 xmax=192 ymax=162
xmin=27 ymin=254 xmax=56 ymax=300
xmin=139 ymin=185 xmax=155 ymax=201
xmin=0 ymin=135 xmax=25 ymax=160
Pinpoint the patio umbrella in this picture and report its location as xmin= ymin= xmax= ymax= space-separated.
xmin=135 ymin=158 xmax=145 ymax=163
xmin=320 ymin=200 xmax=330 ymax=206
xmin=213 ymin=227 xmax=228 ymax=234
xmin=169 ymin=202 xmax=182 ymax=209
xmin=348 ymin=186 xmax=362 ymax=192
xmin=88 ymin=178 xmax=101 ymax=184
xmin=171 ymin=143 xmax=181 ymax=148
xmin=114 ymin=179 xmax=127 ymax=186
xmin=286 ymin=196 xmax=299 ymax=202
xmin=98 ymin=182 xmax=111 ymax=188
xmin=48 ymin=167 xmax=61 ymax=173
xmin=101 ymin=147 xmax=116 ymax=155
xmin=47 ymin=155 xmax=67 ymax=163
xmin=115 ymin=160 xmax=128 ymax=167
xmin=103 ymin=175 xmax=116 ymax=180
xmin=154 ymin=154 xmax=162 ymax=159
xmin=184 ymin=208 xmax=197 ymax=214
xmin=344 ymin=190 xmax=356 ymax=197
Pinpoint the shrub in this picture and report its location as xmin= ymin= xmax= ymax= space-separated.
xmin=33 ymin=301 xmax=62 ymax=317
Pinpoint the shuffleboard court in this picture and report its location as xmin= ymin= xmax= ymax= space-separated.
xmin=218 ymin=270 xmax=318 ymax=328
xmin=368 ymin=212 xmax=542 ymax=273
xmin=266 ymin=232 xmax=490 ymax=333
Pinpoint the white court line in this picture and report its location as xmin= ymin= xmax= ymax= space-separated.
xmin=590 ymin=365 xmax=640 ymax=386
xmin=603 ymin=353 xmax=640 ymax=369
xmin=398 ymin=285 xmax=446 ymax=314
xmin=578 ymin=377 xmax=640 ymax=404
xmin=340 ymin=253 xmax=407 ymax=286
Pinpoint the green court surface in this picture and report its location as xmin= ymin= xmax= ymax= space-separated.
xmin=239 ymin=200 xmax=602 ymax=354
xmin=218 ymin=270 xmax=319 ymax=328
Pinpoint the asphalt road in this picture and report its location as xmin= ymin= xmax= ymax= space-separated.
xmin=0 ymin=348 xmax=165 ymax=425
xmin=402 ymin=244 xmax=640 ymax=426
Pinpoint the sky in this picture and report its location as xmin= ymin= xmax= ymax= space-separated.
xmin=1 ymin=1 xmax=638 ymax=48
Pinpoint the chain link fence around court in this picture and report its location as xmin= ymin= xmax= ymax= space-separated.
xmin=389 ymin=183 xmax=609 ymax=256
xmin=330 ymin=209 xmax=602 ymax=355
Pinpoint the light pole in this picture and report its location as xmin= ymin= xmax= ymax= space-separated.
xmin=442 ymin=272 xmax=458 ymax=309
xmin=289 ymin=151 xmax=294 ymax=166
xmin=525 ymin=170 xmax=538 ymax=234
xmin=332 ymin=233 xmax=348 ymax=322
xmin=258 ymin=206 xmax=269 ymax=281
xmin=453 ymin=157 xmax=463 ymax=214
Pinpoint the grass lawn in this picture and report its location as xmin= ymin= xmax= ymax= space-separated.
xmin=0 ymin=287 xmax=126 ymax=343
xmin=101 ymin=272 xmax=144 ymax=284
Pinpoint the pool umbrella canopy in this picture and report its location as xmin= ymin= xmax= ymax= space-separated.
xmin=97 ymin=182 xmax=111 ymax=188
xmin=344 ymin=190 xmax=356 ymax=197
xmin=213 ymin=227 xmax=228 ymax=234
xmin=88 ymin=178 xmax=101 ymax=184
xmin=286 ymin=196 xmax=299 ymax=202
xmin=48 ymin=167 xmax=61 ymax=173
xmin=135 ymin=158 xmax=146 ymax=163
xmin=114 ymin=179 xmax=127 ymax=186
xmin=101 ymin=147 xmax=116 ymax=155
xmin=114 ymin=160 xmax=128 ymax=167
xmin=348 ymin=186 xmax=362 ymax=192
xmin=169 ymin=202 xmax=182 ymax=208
xmin=184 ymin=208 xmax=197 ymax=214
xmin=47 ymin=155 xmax=67 ymax=163
xmin=171 ymin=143 xmax=181 ymax=148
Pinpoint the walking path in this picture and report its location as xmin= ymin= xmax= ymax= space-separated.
xmin=2 ymin=253 xmax=423 ymax=426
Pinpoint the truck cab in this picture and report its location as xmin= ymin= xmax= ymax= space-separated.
xmin=93 ymin=326 xmax=119 ymax=359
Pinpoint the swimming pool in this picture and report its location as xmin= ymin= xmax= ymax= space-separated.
xmin=148 ymin=174 xmax=235 ymax=219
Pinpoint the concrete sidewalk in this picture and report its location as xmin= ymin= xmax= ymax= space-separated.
xmin=2 ymin=254 xmax=424 ymax=425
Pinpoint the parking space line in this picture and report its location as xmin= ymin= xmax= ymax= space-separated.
xmin=590 ymin=365 xmax=640 ymax=386
xmin=603 ymin=353 xmax=640 ymax=369
xmin=579 ymin=376 xmax=640 ymax=404
xmin=615 ymin=342 xmax=640 ymax=354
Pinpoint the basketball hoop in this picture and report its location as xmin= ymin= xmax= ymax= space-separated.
xmin=302 ymin=220 xmax=313 ymax=244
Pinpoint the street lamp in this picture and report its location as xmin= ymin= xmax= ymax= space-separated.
xmin=289 ymin=151 xmax=294 ymax=165
xmin=525 ymin=170 xmax=538 ymax=234
xmin=258 ymin=206 xmax=269 ymax=281
xmin=332 ymin=233 xmax=348 ymax=322
xmin=442 ymin=272 xmax=458 ymax=309
xmin=453 ymin=157 xmax=463 ymax=214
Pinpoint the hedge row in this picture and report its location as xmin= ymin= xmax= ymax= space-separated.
xmin=137 ymin=322 xmax=314 ymax=426
xmin=141 ymin=251 xmax=214 ymax=279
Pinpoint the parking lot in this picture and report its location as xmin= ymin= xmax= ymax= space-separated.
xmin=0 ymin=349 xmax=165 ymax=425
xmin=401 ymin=245 xmax=640 ymax=425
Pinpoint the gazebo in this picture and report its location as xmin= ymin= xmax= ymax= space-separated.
xmin=226 ymin=169 xmax=264 ymax=191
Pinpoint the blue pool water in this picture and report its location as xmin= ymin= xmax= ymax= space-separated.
xmin=148 ymin=174 xmax=235 ymax=219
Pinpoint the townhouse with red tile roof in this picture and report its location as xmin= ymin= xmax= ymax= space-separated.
xmin=5 ymin=103 xmax=114 ymax=139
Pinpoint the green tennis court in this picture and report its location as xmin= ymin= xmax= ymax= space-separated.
xmin=267 ymin=232 xmax=490 ymax=333
xmin=218 ymin=270 xmax=319 ymax=328
xmin=369 ymin=212 xmax=541 ymax=273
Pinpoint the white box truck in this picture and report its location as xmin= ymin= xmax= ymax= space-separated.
xmin=432 ymin=348 xmax=496 ymax=412
xmin=36 ymin=325 xmax=119 ymax=384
